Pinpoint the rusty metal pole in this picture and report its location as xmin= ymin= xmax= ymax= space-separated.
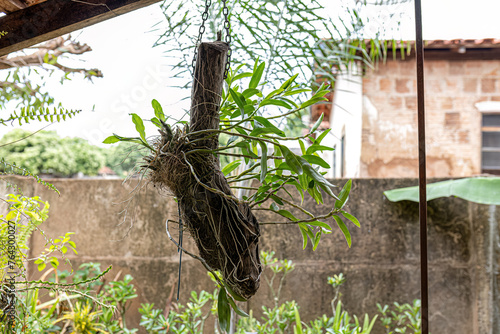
xmin=414 ymin=0 xmax=429 ymax=333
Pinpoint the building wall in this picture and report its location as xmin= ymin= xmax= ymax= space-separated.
xmin=324 ymin=64 xmax=363 ymax=178
xmin=360 ymin=59 xmax=500 ymax=178
xmin=4 ymin=177 xmax=498 ymax=333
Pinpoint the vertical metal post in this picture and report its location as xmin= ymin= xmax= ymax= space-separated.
xmin=414 ymin=0 xmax=429 ymax=333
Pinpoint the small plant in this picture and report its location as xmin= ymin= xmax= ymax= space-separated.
xmin=377 ymin=299 xmax=423 ymax=334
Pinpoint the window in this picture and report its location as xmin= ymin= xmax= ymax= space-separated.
xmin=481 ymin=114 xmax=500 ymax=174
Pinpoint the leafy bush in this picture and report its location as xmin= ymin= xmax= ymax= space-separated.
xmin=0 ymin=129 xmax=106 ymax=177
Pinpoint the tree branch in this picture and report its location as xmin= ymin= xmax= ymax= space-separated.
xmin=0 ymin=36 xmax=102 ymax=79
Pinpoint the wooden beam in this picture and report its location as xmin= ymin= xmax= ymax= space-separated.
xmin=0 ymin=0 xmax=162 ymax=56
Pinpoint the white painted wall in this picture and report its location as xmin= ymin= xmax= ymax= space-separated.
xmin=322 ymin=63 xmax=363 ymax=178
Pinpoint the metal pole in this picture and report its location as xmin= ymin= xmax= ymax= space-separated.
xmin=414 ymin=0 xmax=429 ymax=333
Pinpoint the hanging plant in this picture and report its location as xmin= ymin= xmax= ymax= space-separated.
xmin=104 ymin=43 xmax=358 ymax=326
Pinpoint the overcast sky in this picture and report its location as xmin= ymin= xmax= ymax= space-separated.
xmin=1 ymin=0 xmax=499 ymax=146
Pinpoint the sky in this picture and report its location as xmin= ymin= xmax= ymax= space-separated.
xmin=1 ymin=0 xmax=500 ymax=146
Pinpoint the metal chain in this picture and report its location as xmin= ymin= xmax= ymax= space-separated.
xmin=192 ymin=0 xmax=212 ymax=76
xmin=191 ymin=0 xmax=232 ymax=79
xmin=222 ymin=0 xmax=231 ymax=79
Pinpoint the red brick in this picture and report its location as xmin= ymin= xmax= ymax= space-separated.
xmin=388 ymin=96 xmax=403 ymax=109
xmin=463 ymin=79 xmax=477 ymax=93
xmin=441 ymin=97 xmax=454 ymax=110
xmin=379 ymin=78 xmax=392 ymax=92
xmin=481 ymin=78 xmax=496 ymax=93
xmin=449 ymin=62 xmax=464 ymax=75
xmin=395 ymin=79 xmax=410 ymax=93
xmin=405 ymin=96 xmax=417 ymax=110
xmin=444 ymin=112 xmax=460 ymax=128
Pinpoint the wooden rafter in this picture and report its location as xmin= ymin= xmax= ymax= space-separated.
xmin=0 ymin=0 xmax=162 ymax=57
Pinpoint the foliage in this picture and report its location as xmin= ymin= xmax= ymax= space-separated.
xmin=0 ymin=37 xmax=101 ymax=112
xmin=103 ymin=142 xmax=148 ymax=178
xmin=377 ymin=300 xmax=423 ymax=334
xmin=105 ymin=61 xmax=359 ymax=252
xmin=0 ymin=195 xmax=111 ymax=333
xmin=384 ymin=177 xmax=500 ymax=205
xmin=0 ymin=105 xmax=81 ymax=127
xmin=0 ymin=129 xmax=107 ymax=177
xmin=155 ymin=0 xmax=383 ymax=91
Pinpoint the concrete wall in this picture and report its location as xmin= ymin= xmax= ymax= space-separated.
xmin=4 ymin=177 xmax=499 ymax=333
xmin=361 ymin=59 xmax=500 ymax=178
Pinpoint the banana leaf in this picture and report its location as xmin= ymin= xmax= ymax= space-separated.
xmin=384 ymin=177 xmax=500 ymax=205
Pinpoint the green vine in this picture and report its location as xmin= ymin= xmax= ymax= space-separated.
xmin=1 ymin=158 xmax=60 ymax=195
xmin=0 ymin=106 xmax=81 ymax=126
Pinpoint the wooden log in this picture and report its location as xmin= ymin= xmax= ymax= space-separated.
xmin=189 ymin=41 xmax=228 ymax=151
xmin=177 ymin=41 xmax=261 ymax=299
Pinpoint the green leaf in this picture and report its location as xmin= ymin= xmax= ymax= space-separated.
xmin=284 ymin=88 xmax=310 ymax=96
xmin=274 ymin=209 xmax=297 ymax=221
xmin=151 ymin=99 xmax=166 ymax=121
xmin=130 ymin=113 xmax=147 ymax=143
xmin=218 ymin=288 xmax=231 ymax=333
xmin=281 ymin=146 xmax=303 ymax=175
xmin=299 ymin=140 xmax=306 ymax=155
xmin=313 ymin=231 xmax=321 ymax=251
xmin=102 ymin=135 xmax=120 ymax=144
xmin=259 ymin=142 xmax=268 ymax=183
xmin=307 ymin=220 xmax=332 ymax=231
xmin=226 ymin=136 xmax=238 ymax=146
xmin=37 ymin=262 xmax=46 ymax=271
xmin=229 ymin=89 xmax=246 ymax=118
xmin=296 ymin=156 xmax=337 ymax=198
xmin=299 ymin=225 xmax=308 ymax=249
xmin=306 ymin=145 xmax=335 ymax=155
xmin=333 ymin=216 xmax=351 ymax=248
xmin=233 ymin=72 xmax=253 ymax=81
xmin=300 ymin=97 xmax=328 ymax=109
xmin=242 ymin=88 xmax=261 ymax=99
xmin=341 ymin=211 xmax=360 ymax=228
xmin=259 ymin=99 xmax=292 ymax=109
xmin=226 ymin=295 xmax=249 ymax=317
xmin=310 ymin=113 xmax=324 ymax=134
xmin=151 ymin=117 xmax=162 ymax=128
xmin=335 ymin=179 xmax=352 ymax=210
xmin=249 ymin=62 xmax=265 ymax=89
xmin=314 ymin=129 xmax=331 ymax=145
xmin=302 ymin=155 xmax=331 ymax=168
xmin=222 ymin=160 xmax=242 ymax=176
xmin=294 ymin=305 xmax=303 ymax=334
xmin=280 ymin=74 xmax=299 ymax=90
xmin=383 ymin=177 xmax=500 ymax=205
xmin=223 ymin=283 xmax=247 ymax=302
xmin=252 ymin=116 xmax=285 ymax=137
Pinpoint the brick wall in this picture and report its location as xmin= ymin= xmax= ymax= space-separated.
xmin=360 ymin=58 xmax=500 ymax=178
